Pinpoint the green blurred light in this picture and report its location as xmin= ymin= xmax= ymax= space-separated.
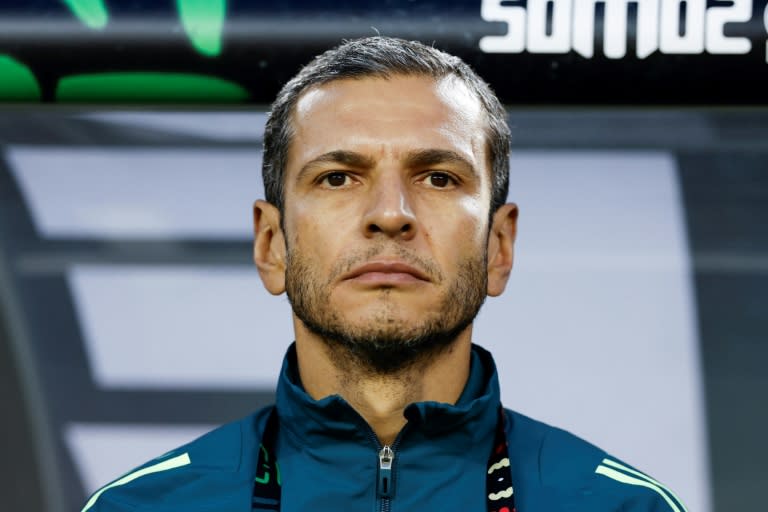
xmin=0 ymin=56 xmax=42 ymax=101
xmin=177 ymin=0 xmax=227 ymax=57
xmin=56 ymin=72 xmax=249 ymax=102
xmin=62 ymin=0 xmax=109 ymax=30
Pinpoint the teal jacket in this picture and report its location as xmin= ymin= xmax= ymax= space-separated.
xmin=82 ymin=345 xmax=688 ymax=512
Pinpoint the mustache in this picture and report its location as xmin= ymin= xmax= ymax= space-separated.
xmin=326 ymin=245 xmax=444 ymax=285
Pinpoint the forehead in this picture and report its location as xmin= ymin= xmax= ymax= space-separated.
xmin=287 ymin=74 xmax=487 ymax=168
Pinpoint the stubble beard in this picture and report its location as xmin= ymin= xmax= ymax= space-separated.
xmin=284 ymin=244 xmax=488 ymax=376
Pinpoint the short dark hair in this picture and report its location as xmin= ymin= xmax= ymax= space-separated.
xmin=262 ymin=36 xmax=510 ymax=215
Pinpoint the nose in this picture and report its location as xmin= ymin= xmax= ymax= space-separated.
xmin=363 ymin=173 xmax=417 ymax=240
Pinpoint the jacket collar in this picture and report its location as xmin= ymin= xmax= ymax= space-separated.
xmin=275 ymin=343 xmax=501 ymax=451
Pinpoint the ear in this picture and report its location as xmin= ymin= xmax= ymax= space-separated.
xmin=253 ymin=200 xmax=287 ymax=295
xmin=486 ymin=203 xmax=518 ymax=297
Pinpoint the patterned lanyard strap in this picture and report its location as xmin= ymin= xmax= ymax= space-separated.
xmin=253 ymin=408 xmax=516 ymax=512
xmin=486 ymin=408 xmax=516 ymax=512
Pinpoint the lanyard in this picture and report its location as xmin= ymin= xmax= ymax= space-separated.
xmin=252 ymin=407 xmax=515 ymax=512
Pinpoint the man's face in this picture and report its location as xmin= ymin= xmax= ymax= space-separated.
xmin=280 ymin=74 xmax=495 ymax=373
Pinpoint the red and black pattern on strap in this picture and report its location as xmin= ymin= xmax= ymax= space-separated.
xmin=252 ymin=407 xmax=515 ymax=511
xmin=485 ymin=409 xmax=516 ymax=512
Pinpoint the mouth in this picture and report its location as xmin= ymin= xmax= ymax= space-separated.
xmin=342 ymin=260 xmax=431 ymax=285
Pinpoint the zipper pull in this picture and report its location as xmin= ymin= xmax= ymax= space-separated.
xmin=377 ymin=445 xmax=395 ymax=498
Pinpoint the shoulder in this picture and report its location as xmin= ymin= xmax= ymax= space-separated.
xmin=504 ymin=408 xmax=688 ymax=512
xmin=80 ymin=406 xmax=273 ymax=512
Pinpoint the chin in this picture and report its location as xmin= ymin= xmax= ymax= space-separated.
xmin=344 ymin=308 xmax=427 ymax=329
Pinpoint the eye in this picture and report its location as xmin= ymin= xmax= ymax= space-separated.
xmin=423 ymin=172 xmax=456 ymax=189
xmin=320 ymin=172 xmax=351 ymax=188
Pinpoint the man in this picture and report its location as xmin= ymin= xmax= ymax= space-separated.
xmin=82 ymin=37 xmax=687 ymax=512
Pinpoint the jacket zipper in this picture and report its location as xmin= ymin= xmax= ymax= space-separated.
xmin=378 ymin=445 xmax=394 ymax=512
xmin=371 ymin=428 xmax=407 ymax=512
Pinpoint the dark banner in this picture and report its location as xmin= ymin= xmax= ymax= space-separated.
xmin=1 ymin=0 xmax=767 ymax=105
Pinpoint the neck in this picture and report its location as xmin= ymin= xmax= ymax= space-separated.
xmin=293 ymin=320 xmax=473 ymax=445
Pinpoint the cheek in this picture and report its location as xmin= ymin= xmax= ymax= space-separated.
xmin=423 ymin=197 xmax=488 ymax=253
xmin=452 ymin=195 xmax=489 ymax=240
xmin=285 ymin=200 xmax=356 ymax=255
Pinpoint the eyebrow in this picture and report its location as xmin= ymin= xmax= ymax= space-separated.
xmin=296 ymin=150 xmax=376 ymax=181
xmin=403 ymin=149 xmax=477 ymax=176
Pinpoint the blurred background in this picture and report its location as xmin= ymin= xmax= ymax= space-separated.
xmin=1 ymin=1 xmax=767 ymax=511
